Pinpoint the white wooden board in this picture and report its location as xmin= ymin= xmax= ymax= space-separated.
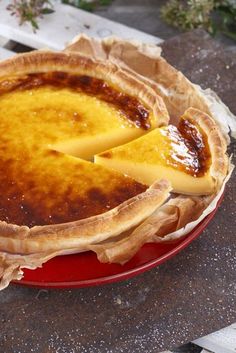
xmin=194 ymin=323 xmax=236 ymax=353
xmin=0 ymin=46 xmax=14 ymax=59
xmin=0 ymin=34 xmax=9 ymax=47
xmin=0 ymin=0 xmax=162 ymax=51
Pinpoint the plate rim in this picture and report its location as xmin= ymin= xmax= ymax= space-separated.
xmin=15 ymin=195 xmax=222 ymax=289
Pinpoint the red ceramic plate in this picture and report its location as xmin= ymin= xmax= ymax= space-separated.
xmin=16 ymin=196 xmax=223 ymax=289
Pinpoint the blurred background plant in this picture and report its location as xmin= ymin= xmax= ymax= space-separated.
xmin=161 ymin=0 xmax=236 ymax=40
xmin=7 ymin=0 xmax=54 ymax=30
xmin=62 ymin=0 xmax=111 ymax=12
xmin=7 ymin=0 xmax=112 ymax=31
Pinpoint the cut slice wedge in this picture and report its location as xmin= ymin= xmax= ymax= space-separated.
xmin=95 ymin=108 xmax=228 ymax=195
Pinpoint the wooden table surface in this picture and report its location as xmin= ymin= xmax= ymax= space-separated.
xmin=0 ymin=29 xmax=235 ymax=353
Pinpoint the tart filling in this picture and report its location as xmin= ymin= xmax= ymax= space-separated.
xmin=95 ymin=108 xmax=228 ymax=195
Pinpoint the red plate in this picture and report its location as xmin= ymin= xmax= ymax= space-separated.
xmin=16 ymin=196 xmax=223 ymax=289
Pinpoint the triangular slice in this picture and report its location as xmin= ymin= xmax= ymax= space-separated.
xmin=95 ymin=108 xmax=228 ymax=195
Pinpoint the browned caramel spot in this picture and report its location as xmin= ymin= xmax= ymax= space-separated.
xmin=0 ymin=72 xmax=151 ymax=130
xmin=176 ymin=118 xmax=211 ymax=176
xmin=99 ymin=151 xmax=112 ymax=159
xmin=98 ymin=118 xmax=211 ymax=178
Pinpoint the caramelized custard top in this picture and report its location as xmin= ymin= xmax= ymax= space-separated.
xmin=0 ymin=72 xmax=148 ymax=227
xmin=0 ymin=71 xmax=151 ymax=130
xmin=99 ymin=118 xmax=211 ymax=177
xmin=176 ymin=118 xmax=211 ymax=176
xmin=156 ymin=119 xmax=211 ymax=177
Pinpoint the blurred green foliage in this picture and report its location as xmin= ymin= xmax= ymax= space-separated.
xmin=161 ymin=0 xmax=236 ymax=40
xmin=7 ymin=0 xmax=54 ymax=30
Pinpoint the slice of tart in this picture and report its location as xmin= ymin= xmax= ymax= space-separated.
xmin=95 ymin=108 xmax=228 ymax=195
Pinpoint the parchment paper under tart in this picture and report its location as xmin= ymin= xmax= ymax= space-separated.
xmin=64 ymin=34 xmax=235 ymax=263
xmin=0 ymin=34 xmax=235 ymax=290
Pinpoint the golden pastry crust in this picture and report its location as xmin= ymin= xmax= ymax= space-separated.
xmin=0 ymin=50 xmax=169 ymax=127
xmin=0 ymin=180 xmax=171 ymax=290
xmin=0 ymin=35 xmax=232 ymax=290
xmin=182 ymin=108 xmax=228 ymax=189
xmin=0 ymin=180 xmax=171 ymax=253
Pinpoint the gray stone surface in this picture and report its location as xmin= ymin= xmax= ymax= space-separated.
xmin=0 ymin=30 xmax=235 ymax=353
xmin=96 ymin=0 xmax=181 ymax=40
xmin=96 ymin=0 xmax=235 ymax=48
xmin=160 ymin=29 xmax=236 ymax=116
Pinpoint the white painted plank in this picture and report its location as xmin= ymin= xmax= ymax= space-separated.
xmin=0 ymin=0 xmax=162 ymax=51
xmin=0 ymin=35 xmax=17 ymax=51
xmin=0 ymin=35 xmax=9 ymax=47
xmin=0 ymin=46 xmax=14 ymax=60
xmin=194 ymin=323 xmax=236 ymax=353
